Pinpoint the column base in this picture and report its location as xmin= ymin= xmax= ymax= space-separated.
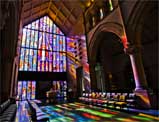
xmin=134 ymin=89 xmax=151 ymax=109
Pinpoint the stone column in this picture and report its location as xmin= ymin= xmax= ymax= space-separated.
xmin=124 ymin=44 xmax=151 ymax=108
xmin=13 ymin=56 xmax=19 ymax=97
xmin=10 ymin=59 xmax=16 ymax=97
xmin=124 ymin=44 xmax=147 ymax=90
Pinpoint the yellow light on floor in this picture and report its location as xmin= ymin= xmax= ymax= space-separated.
xmin=139 ymin=113 xmax=159 ymax=121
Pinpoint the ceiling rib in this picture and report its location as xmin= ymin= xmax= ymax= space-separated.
xmin=47 ymin=0 xmax=52 ymax=13
xmin=60 ymin=1 xmax=76 ymax=21
xmin=52 ymin=2 xmax=73 ymax=26
xmin=48 ymin=10 xmax=68 ymax=35
xmin=50 ymin=3 xmax=73 ymax=27
xmin=62 ymin=7 xmax=74 ymax=26
xmin=54 ymin=5 xmax=61 ymax=22
xmin=49 ymin=7 xmax=70 ymax=30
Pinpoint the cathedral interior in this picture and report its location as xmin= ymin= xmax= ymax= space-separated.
xmin=0 ymin=0 xmax=158 ymax=122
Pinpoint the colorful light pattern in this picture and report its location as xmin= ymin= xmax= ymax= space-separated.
xmin=17 ymin=81 xmax=36 ymax=100
xmin=67 ymin=37 xmax=91 ymax=92
xmin=19 ymin=16 xmax=66 ymax=72
xmin=52 ymin=81 xmax=67 ymax=98
xmin=77 ymin=108 xmax=113 ymax=118
xmin=15 ymin=101 xmax=159 ymax=122
xmin=39 ymin=102 xmax=159 ymax=122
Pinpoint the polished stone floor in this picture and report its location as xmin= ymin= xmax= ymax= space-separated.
xmin=15 ymin=100 xmax=159 ymax=122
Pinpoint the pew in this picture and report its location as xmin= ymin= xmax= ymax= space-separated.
xmin=0 ymin=98 xmax=17 ymax=122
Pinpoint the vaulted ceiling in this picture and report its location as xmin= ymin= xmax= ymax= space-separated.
xmin=22 ymin=0 xmax=93 ymax=37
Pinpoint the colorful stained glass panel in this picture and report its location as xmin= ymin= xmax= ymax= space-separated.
xmin=19 ymin=16 xmax=66 ymax=72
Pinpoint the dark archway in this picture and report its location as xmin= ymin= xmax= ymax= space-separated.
xmin=94 ymin=32 xmax=134 ymax=92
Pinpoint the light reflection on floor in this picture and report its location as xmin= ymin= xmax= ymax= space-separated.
xmin=15 ymin=101 xmax=159 ymax=122
xmin=15 ymin=101 xmax=30 ymax=122
xmin=40 ymin=102 xmax=159 ymax=122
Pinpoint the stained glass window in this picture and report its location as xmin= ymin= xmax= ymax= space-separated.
xmin=17 ymin=81 xmax=36 ymax=100
xmin=19 ymin=16 xmax=66 ymax=72
xmin=52 ymin=80 xmax=67 ymax=99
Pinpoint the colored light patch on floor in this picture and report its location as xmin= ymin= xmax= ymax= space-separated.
xmin=41 ymin=106 xmax=95 ymax=122
xmin=131 ymin=115 xmax=154 ymax=121
xmin=77 ymin=108 xmax=114 ymax=118
xmin=15 ymin=101 xmax=31 ymax=122
xmin=116 ymin=117 xmax=140 ymax=122
xmin=66 ymin=111 xmax=92 ymax=122
xmin=68 ymin=103 xmax=85 ymax=108
xmin=139 ymin=113 xmax=159 ymax=120
xmin=82 ymin=113 xmax=101 ymax=120
xmin=49 ymin=116 xmax=74 ymax=122
xmin=100 ymin=109 xmax=119 ymax=115
xmin=55 ymin=104 xmax=72 ymax=110
xmin=15 ymin=101 xmax=159 ymax=122
xmin=40 ymin=103 xmax=159 ymax=122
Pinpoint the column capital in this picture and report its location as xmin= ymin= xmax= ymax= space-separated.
xmin=124 ymin=43 xmax=142 ymax=55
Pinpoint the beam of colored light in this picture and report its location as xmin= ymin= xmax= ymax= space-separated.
xmin=131 ymin=115 xmax=153 ymax=121
xmin=82 ymin=113 xmax=100 ymax=120
xmin=139 ymin=113 xmax=159 ymax=121
xmin=77 ymin=108 xmax=113 ymax=118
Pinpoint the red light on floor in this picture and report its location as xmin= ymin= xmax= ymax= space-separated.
xmin=100 ymin=109 xmax=118 ymax=115
xmin=82 ymin=113 xmax=100 ymax=120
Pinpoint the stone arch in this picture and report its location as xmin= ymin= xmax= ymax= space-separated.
xmin=89 ymin=22 xmax=124 ymax=62
xmin=88 ymin=22 xmax=134 ymax=91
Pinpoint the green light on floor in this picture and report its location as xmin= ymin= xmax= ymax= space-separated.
xmin=116 ymin=118 xmax=125 ymax=121
xmin=49 ymin=116 xmax=74 ymax=122
xmin=77 ymin=108 xmax=113 ymax=118
xmin=132 ymin=115 xmax=152 ymax=121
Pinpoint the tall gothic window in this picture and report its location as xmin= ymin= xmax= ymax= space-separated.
xmin=19 ymin=16 xmax=66 ymax=72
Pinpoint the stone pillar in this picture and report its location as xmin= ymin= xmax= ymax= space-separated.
xmin=10 ymin=59 xmax=16 ymax=97
xmin=13 ymin=56 xmax=19 ymax=97
xmin=124 ymin=44 xmax=151 ymax=108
